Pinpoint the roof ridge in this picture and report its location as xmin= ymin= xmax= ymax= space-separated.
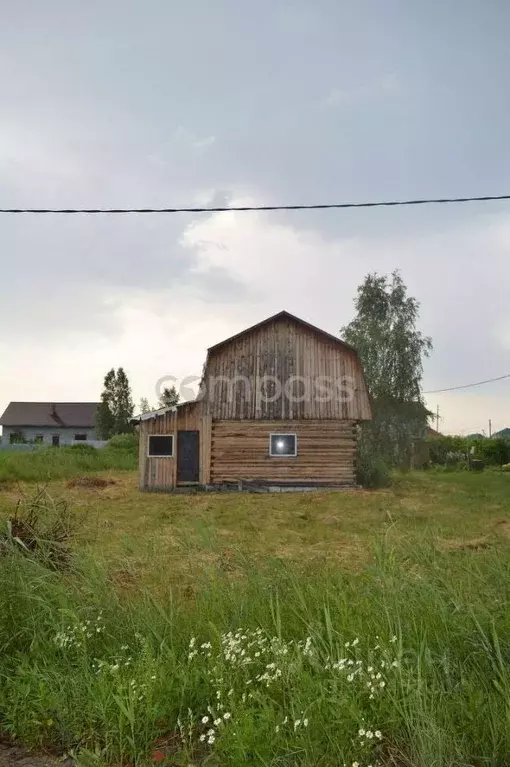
xmin=207 ymin=310 xmax=357 ymax=354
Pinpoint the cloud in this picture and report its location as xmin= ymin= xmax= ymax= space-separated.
xmin=0 ymin=1 xmax=509 ymax=437
xmin=320 ymin=74 xmax=401 ymax=108
xmin=178 ymin=203 xmax=510 ymax=433
xmin=192 ymin=135 xmax=216 ymax=149
xmin=172 ymin=126 xmax=216 ymax=150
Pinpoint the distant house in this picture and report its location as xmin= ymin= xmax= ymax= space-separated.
xmin=0 ymin=402 xmax=100 ymax=446
xmin=135 ymin=310 xmax=372 ymax=491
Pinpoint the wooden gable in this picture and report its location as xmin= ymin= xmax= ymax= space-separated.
xmin=199 ymin=311 xmax=371 ymax=421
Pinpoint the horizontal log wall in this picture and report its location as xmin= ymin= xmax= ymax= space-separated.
xmin=211 ymin=419 xmax=357 ymax=485
xmin=201 ymin=317 xmax=371 ymax=421
xmin=139 ymin=402 xmax=211 ymax=490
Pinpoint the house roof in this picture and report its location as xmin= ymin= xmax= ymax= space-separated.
xmin=207 ymin=310 xmax=358 ymax=355
xmin=131 ymin=400 xmax=197 ymax=423
xmin=0 ymin=402 xmax=100 ymax=428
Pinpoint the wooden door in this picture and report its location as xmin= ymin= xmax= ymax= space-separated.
xmin=177 ymin=430 xmax=200 ymax=482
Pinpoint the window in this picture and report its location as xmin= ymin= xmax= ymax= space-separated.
xmin=34 ymin=435 xmax=44 ymax=444
xmin=74 ymin=434 xmax=87 ymax=441
xmin=269 ymin=433 xmax=297 ymax=457
xmin=52 ymin=435 xmax=60 ymax=447
xmin=148 ymin=434 xmax=174 ymax=457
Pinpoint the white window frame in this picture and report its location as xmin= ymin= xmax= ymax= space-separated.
xmin=269 ymin=432 xmax=298 ymax=457
xmin=148 ymin=433 xmax=175 ymax=458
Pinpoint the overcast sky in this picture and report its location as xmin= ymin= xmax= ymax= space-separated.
xmin=1 ymin=1 xmax=509 ymax=435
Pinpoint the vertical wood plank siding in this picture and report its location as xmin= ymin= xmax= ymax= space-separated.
xmin=200 ymin=318 xmax=371 ymax=420
xmin=211 ymin=419 xmax=357 ymax=485
xmin=139 ymin=402 xmax=212 ymax=491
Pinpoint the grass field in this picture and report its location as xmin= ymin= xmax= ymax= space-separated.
xmin=1 ymin=469 xmax=510 ymax=766
xmin=0 ymin=443 xmax=137 ymax=483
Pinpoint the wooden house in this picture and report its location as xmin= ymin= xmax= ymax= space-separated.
xmin=136 ymin=311 xmax=371 ymax=491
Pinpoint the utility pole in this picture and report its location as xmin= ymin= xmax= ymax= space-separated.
xmin=489 ymin=419 xmax=492 ymax=438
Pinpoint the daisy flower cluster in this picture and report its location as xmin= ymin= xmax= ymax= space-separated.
xmin=324 ymin=635 xmax=400 ymax=699
xmin=91 ymin=644 xmax=134 ymax=675
xmin=182 ymin=629 xmax=400 ymax=760
xmin=346 ymin=724 xmax=384 ymax=767
xmin=53 ymin=612 xmax=105 ymax=650
xmin=54 ymin=622 xmax=158 ymax=709
xmin=175 ymin=705 xmax=234 ymax=750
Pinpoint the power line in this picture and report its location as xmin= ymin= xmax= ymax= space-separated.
xmin=1 ymin=193 xmax=510 ymax=214
xmin=424 ymin=373 xmax=510 ymax=394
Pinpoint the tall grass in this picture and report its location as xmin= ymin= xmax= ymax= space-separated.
xmin=0 ymin=443 xmax=137 ymax=484
xmin=1 ymin=539 xmax=510 ymax=766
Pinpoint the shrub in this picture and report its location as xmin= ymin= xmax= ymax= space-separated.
xmin=475 ymin=437 xmax=510 ymax=467
xmin=68 ymin=443 xmax=98 ymax=454
xmin=428 ymin=435 xmax=469 ymax=465
xmin=107 ymin=433 xmax=139 ymax=452
xmin=0 ymin=489 xmax=80 ymax=570
xmin=356 ymin=447 xmax=390 ymax=488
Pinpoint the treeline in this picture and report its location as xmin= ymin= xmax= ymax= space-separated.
xmin=427 ymin=434 xmax=510 ymax=468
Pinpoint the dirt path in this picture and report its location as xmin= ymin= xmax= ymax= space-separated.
xmin=0 ymin=744 xmax=59 ymax=767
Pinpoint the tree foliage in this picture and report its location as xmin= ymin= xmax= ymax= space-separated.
xmin=342 ymin=270 xmax=432 ymax=467
xmin=96 ymin=368 xmax=135 ymax=439
xmin=139 ymin=397 xmax=152 ymax=415
xmin=159 ymin=385 xmax=180 ymax=409
xmin=428 ymin=435 xmax=510 ymax=468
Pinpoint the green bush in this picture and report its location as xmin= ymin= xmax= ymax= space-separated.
xmin=356 ymin=448 xmax=390 ymax=488
xmin=428 ymin=435 xmax=469 ymax=465
xmin=107 ymin=433 xmax=139 ymax=452
xmin=68 ymin=443 xmax=98 ymax=454
xmin=428 ymin=435 xmax=510 ymax=467
xmin=475 ymin=437 xmax=510 ymax=466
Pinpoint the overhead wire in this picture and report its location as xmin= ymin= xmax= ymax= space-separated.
xmin=1 ymin=193 xmax=510 ymax=214
xmin=424 ymin=373 xmax=510 ymax=394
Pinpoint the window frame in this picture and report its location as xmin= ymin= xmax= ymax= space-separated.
xmin=74 ymin=433 xmax=88 ymax=441
xmin=269 ymin=432 xmax=298 ymax=458
xmin=148 ymin=433 xmax=175 ymax=458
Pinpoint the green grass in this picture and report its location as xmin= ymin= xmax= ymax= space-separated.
xmin=0 ymin=444 xmax=137 ymax=484
xmin=1 ymin=470 xmax=510 ymax=766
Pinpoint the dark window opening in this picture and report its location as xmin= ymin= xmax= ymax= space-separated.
xmin=74 ymin=434 xmax=87 ymax=441
xmin=9 ymin=431 xmax=25 ymax=444
xmin=148 ymin=435 xmax=174 ymax=457
xmin=52 ymin=435 xmax=60 ymax=447
xmin=269 ymin=433 xmax=297 ymax=457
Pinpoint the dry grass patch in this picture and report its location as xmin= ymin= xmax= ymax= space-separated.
xmin=440 ymin=536 xmax=492 ymax=552
xmin=67 ymin=476 xmax=116 ymax=489
xmin=1 ymin=470 xmax=510 ymax=592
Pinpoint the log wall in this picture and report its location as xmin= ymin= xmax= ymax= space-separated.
xmin=210 ymin=419 xmax=357 ymax=485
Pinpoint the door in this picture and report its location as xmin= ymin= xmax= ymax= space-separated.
xmin=52 ymin=434 xmax=60 ymax=447
xmin=177 ymin=430 xmax=200 ymax=482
